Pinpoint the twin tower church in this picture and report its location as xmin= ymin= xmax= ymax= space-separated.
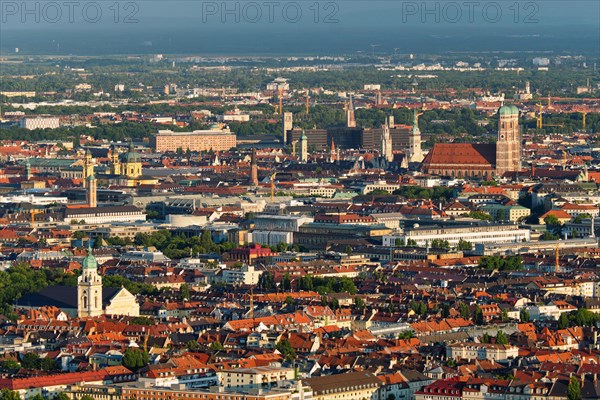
xmin=19 ymin=245 xmax=139 ymax=318
xmin=421 ymin=104 xmax=522 ymax=179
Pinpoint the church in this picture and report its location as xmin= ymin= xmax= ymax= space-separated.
xmin=421 ymin=105 xmax=521 ymax=179
xmin=83 ymin=144 xmax=157 ymax=188
xmin=18 ymin=245 xmax=139 ymax=318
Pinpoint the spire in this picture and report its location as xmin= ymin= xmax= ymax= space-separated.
xmin=347 ymin=95 xmax=356 ymax=128
xmin=82 ymin=239 xmax=98 ymax=270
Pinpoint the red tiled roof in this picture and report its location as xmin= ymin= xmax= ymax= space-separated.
xmin=422 ymin=143 xmax=496 ymax=167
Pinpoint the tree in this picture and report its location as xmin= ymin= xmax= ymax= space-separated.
xmin=430 ymin=239 xmax=450 ymax=250
xmin=275 ymin=339 xmax=296 ymax=362
xmin=520 ymin=309 xmax=530 ymax=322
xmin=0 ymin=360 xmax=20 ymax=373
xmin=558 ymin=312 xmax=570 ymax=329
xmin=468 ymin=211 xmax=493 ymax=221
xmin=343 ymin=245 xmax=353 ymax=255
xmin=209 ymin=341 xmax=224 ymax=351
xmin=282 ymin=273 xmax=292 ymax=291
xmin=457 ymin=239 xmax=473 ymax=251
xmin=187 ymin=340 xmax=200 ymax=351
xmin=179 ymin=284 xmax=191 ymax=301
xmin=0 ymin=389 xmax=21 ymax=400
xmin=574 ymin=213 xmax=592 ymax=224
xmin=258 ymin=271 xmax=276 ymax=291
xmin=21 ymin=352 xmax=41 ymax=369
xmin=567 ymin=376 xmax=581 ymax=400
xmin=40 ymin=357 xmax=58 ymax=371
xmin=353 ymin=297 xmax=366 ymax=311
xmin=441 ymin=303 xmax=450 ymax=318
xmin=496 ymin=330 xmax=508 ymax=345
xmin=544 ymin=215 xmax=562 ymax=229
xmin=285 ymin=296 xmax=296 ymax=310
xmin=122 ymin=348 xmax=148 ymax=371
xmin=473 ymin=306 xmax=485 ymax=325
xmin=398 ymin=330 xmax=414 ymax=340
xmin=481 ymin=333 xmax=491 ymax=343
xmin=458 ymin=303 xmax=470 ymax=319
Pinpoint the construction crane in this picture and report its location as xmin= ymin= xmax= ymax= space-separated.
xmin=536 ymin=103 xmax=543 ymax=129
xmin=270 ymin=172 xmax=277 ymax=201
xmin=29 ymin=209 xmax=43 ymax=224
xmin=249 ymin=288 xmax=254 ymax=321
xmin=278 ymin=87 xmax=283 ymax=115
xmin=305 ymin=90 xmax=310 ymax=115
xmin=555 ymin=243 xmax=560 ymax=274
xmin=536 ymin=104 xmax=564 ymax=130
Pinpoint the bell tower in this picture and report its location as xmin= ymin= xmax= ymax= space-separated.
xmin=496 ymin=105 xmax=521 ymax=176
xmin=82 ymin=150 xmax=94 ymax=187
xmin=78 ymin=243 xmax=103 ymax=318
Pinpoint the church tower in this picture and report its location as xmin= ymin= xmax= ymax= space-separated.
xmin=86 ymin=174 xmax=97 ymax=208
xmin=283 ymin=112 xmax=293 ymax=144
xmin=78 ymin=243 xmax=103 ymax=318
xmin=346 ymin=95 xmax=356 ymax=128
xmin=381 ymin=118 xmax=393 ymax=162
xmin=25 ymin=158 xmax=33 ymax=180
xmin=82 ymin=150 xmax=94 ymax=188
xmin=408 ymin=110 xmax=423 ymax=163
xmin=110 ymin=145 xmax=121 ymax=175
xmin=495 ymin=105 xmax=521 ymax=176
xmin=300 ymin=130 xmax=308 ymax=163
xmin=250 ymin=148 xmax=259 ymax=186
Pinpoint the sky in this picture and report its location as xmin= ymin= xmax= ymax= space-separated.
xmin=0 ymin=1 xmax=598 ymax=55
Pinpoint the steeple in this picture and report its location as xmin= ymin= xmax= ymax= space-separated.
xmin=300 ymin=130 xmax=308 ymax=163
xmin=78 ymin=239 xmax=103 ymax=318
xmin=25 ymin=158 xmax=32 ymax=180
xmin=496 ymin=105 xmax=521 ymax=176
xmin=408 ymin=110 xmax=423 ymax=163
xmin=346 ymin=95 xmax=356 ymax=128
xmin=381 ymin=118 xmax=393 ymax=162
xmin=82 ymin=150 xmax=94 ymax=187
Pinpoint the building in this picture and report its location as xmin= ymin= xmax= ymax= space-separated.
xmin=446 ymin=342 xmax=519 ymax=362
xmin=122 ymin=386 xmax=291 ymax=400
xmin=407 ymin=110 xmax=424 ymax=163
xmin=300 ymin=131 xmax=308 ymax=162
xmin=64 ymin=205 xmax=145 ymax=224
xmin=19 ymin=116 xmax=60 ymax=130
xmin=283 ymin=112 xmax=293 ymax=143
xmin=383 ymin=223 xmax=530 ymax=248
xmin=304 ymin=371 xmax=381 ymax=400
xmin=77 ymin=244 xmax=104 ymax=317
xmin=421 ymin=105 xmax=521 ymax=178
xmin=222 ymin=265 xmax=263 ymax=286
xmin=151 ymin=127 xmax=237 ymax=152
xmin=17 ymin=246 xmax=139 ymax=318
xmin=252 ymin=215 xmax=313 ymax=246
xmin=481 ymin=204 xmax=530 ymax=222
xmin=219 ymin=366 xmax=295 ymax=390
xmin=228 ymin=244 xmax=273 ymax=265
xmin=381 ymin=120 xmax=393 ymax=162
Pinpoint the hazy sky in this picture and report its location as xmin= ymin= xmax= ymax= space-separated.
xmin=1 ymin=0 xmax=598 ymax=55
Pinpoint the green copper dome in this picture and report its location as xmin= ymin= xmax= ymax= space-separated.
xmin=120 ymin=143 xmax=141 ymax=163
xmin=499 ymin=104 xmax=519 ymax=116
xmin=82 ymin=243 xmax=98 ymax=270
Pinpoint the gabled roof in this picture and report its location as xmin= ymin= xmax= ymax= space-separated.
xmin=422 ymin=144 xmax=496 ymax=167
